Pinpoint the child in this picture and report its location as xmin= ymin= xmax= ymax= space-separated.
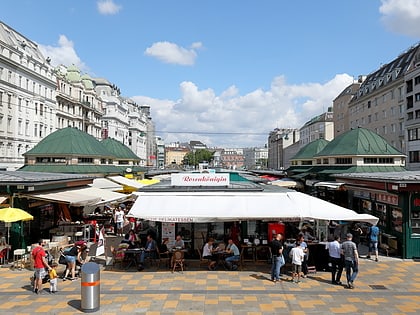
xmin=290 ymin=242 xmax=305 ymax=283
xmin=49 ymin=262 xmax=59 ymax=293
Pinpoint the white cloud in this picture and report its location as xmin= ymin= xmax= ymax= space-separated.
xmin=144 ymin=41 xmax=203 ymax=66
xmin=38 ymin=35 xmax=88 ymax=71
xmin=97 ymin=0 xmax=122 ymax=15
xmin=132 ymin=74 xmax=354 ymax=147
xmin=380 ymin=0 xmax=420 ymax=37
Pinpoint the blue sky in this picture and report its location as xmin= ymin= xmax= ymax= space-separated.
xmin=2 ymin=0 xmax=420 ymax=147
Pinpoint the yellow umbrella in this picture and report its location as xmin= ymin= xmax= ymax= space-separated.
xmin=137 ymin=178 xmax=160 ymax=186
xmin=0 ymin=208 xmax=33 ymax=259
xmin=0 ymin=207 xmax=33 ymax=223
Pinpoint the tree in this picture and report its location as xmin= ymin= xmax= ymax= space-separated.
xmin=183 ymin=149 xmax=214 ymax=168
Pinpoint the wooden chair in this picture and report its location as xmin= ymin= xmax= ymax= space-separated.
xmin=144 ymin=249 xmax=158 ymax=267
xmin=172 ymin=250 xmax=185 ymax=273
xmin=196 ymin=248 xmax=210 ymax=268
xmin=156 ymin=247 xmax=171 ymax=270
xmin=110 ymin=245 xmax=126 ymax=269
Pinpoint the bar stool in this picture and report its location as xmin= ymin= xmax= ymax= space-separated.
xmin=13 ymin=249 xmax=26 ymax=270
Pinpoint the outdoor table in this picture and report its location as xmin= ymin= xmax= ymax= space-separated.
xmin=124 ymin=248 xmax=143 ymax=270
xmin=241 ymin=244 xmax=257 ymax=262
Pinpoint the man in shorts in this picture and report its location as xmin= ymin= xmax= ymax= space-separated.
xmin=367 ymin=224 xmax=379 ymax=262
xmin=31 ymin=239 xmax=52 ymax=294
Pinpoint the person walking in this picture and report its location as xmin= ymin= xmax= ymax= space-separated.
xmin=367 ymin=224 xmax=379 ymax=262
xmin=270 ymin=233 xmax=285 ymax=283
xmin=31 ymin=239 xmax=52 ymax=294
xmin=326 ymin=235 xmax=343 ymax=285
xmin=341 ymin=233 xmax=359 ymax=289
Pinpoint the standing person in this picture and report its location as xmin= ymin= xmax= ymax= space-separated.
xmin=224 ymin=238 xmax=241 ymax=270
xmin=326 ymin=235 xmax=343 ymax=285
xmin=351 ymin=223 xmax=363 ymax=254
xmin=341 ymin=233 xmax=359 ymax=289
xmin=49 ymin=262 xmax=59 ymax=293
xmin=114 ymin=204 xmax=126 ymax=237
xmin=270 ymin=233 xmax=285 ymax=283
xmin=63 ymin=243 xmax=85 ymax=281
xmin=229 ymin=221 xmax=241 ymax=246
xmin=290 ymin=242 xmax=304 ymax=283
xmin=297 ymin=233 xmax=309 ymax=278
xmin=367 ymin=224 xmax=379 ymax=262
xmin=0 ymin=231 xmax=7 ymax=246
xmin=31 ymin=239 xmax=52 ymax=294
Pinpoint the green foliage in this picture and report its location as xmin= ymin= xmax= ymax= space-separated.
xmin=182 ymin=149 xmax=214 ymax=167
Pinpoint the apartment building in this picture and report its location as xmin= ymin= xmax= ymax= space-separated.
xmin=0 ymin=21 xmax=57 ymax=170
xmin=299 ymin=109 xmax=334 ymax=145
xmin=403 ymin=55 xmax=420 ymax=170
xmin=243 ymin=146 xmax=268 ymax=170
xmin=267 ymin=128 xmax=299 ymax=170
xmin=333 ymin=82 xmax=361 ymax=137
xmin=55 ymin=65 xmax=104 ymax=139
xmin=347 ymin=44 xmax=420 ymax=167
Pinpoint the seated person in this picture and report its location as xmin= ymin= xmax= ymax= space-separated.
xmin=173 ymin=234 xmax=185 ymax=249
xmin=224 ymin=238 xmax=240 ymax=270
xmin=202 ymin=238 xmax=218 ymax=270
xmin=159 ymin=238 xmax=170 ymax=253
xmin=138 ymin=234 xmax=157 ymax=271
xmin=121 ymin=229 xmax=139 ymax=248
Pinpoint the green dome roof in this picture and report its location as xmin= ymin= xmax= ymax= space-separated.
xmin=101 ymin=138 xmax=140 ymax=160
xmin=291 ymin=139 xmax=329 ymax=160
xmin=315 ymin=127 xmax=404 ymax=157
xmin=65 ymin=64 xmax=81 ymax=83
xmin=81 ymin=74 xmax=94 ymax=90
xmin=24 ymin=127 xmax=113 ymax=157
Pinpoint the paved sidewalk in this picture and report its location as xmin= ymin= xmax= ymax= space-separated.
xmin=0 ymin=254 xmax=419 ymax=315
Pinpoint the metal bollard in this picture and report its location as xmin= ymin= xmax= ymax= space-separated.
xmin=80 ymin=262 xmax=100 ymax=313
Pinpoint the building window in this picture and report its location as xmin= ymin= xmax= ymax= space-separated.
xmin=78 ymin=157 xmax=93 ymax=164
xmin=335 ymin=157 xmax=352 ymax=164
xmin=409 ymin=151 xmax=420 ymax=163
xmin=378 ymin=157 xmax=393 ymax=163
xmin=408 ymin=112 xmax=414 ymax=120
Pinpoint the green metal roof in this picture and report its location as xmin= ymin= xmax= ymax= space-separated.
xmin=291 ymin=139 xmax=329 ymax=160
xmin=24 ymin=127 xmax=114 ymax=157
xmin=81 ymin=74 xmax=94 ymax=90
xmin=315 ymin=127 xmax=404 ymax=157
xmin=19 ymin=164 xmax=122 ymax=174
xmin=101 ymin=138 xmax=140 ymax=160
xmin=65 ymin=64 xmax=81 ymax=83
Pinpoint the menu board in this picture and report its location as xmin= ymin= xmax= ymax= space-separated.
xmin=162 ymin=222 xmax=176 ymax=248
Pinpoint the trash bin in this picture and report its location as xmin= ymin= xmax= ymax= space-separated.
xmin=80 ymin=262 xmax=100 ymax=313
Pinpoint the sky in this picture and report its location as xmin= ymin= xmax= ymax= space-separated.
xmin=2 ymin=0 xmax=420 ymax=148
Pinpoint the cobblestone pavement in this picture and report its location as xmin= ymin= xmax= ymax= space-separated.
xmin=0 ymin=253 xmax=419 ymax=315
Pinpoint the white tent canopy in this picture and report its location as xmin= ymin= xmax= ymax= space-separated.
xmin=128 ymin=190 xmax=378 ymax=225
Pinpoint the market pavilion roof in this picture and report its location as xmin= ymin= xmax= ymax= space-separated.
xmin=24 ymin=127 xmax=113 ymax=157
xmin=314 ymin=127 xmax=404 ymax=157
xmin=101 ymin=137 xmax=140 ymax=161
xmin=291 ymin=139 xmax=329 ymax=160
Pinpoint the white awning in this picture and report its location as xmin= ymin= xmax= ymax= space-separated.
xmin=89 ymin=178 xmax=123 ymax=191
xmin=314 ymin=181 xmax=345 ymax=190
xmin=19 ymin=186 xmax=130 ymax=207
xmin=128 ymin=190 xmax=378 ymax=225
xmin=107 ymin=176 xmax=146 ymax=189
